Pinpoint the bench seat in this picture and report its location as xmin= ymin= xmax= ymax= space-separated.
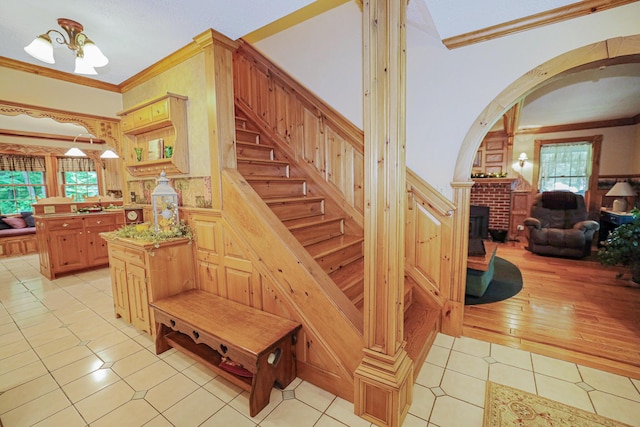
xmin=150 ymin=290 xmax=301 ymax=417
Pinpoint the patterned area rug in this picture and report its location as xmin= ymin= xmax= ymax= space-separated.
xmin=484 ymin=381 xmax=631 ymax=426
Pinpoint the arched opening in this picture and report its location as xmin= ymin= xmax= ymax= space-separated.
xmin=454 ymin=35 xmax=640 ymax=374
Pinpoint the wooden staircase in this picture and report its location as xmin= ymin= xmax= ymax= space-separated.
xmin=235 ymin=114 xmax=367 ymax=311
xmin=234 ymin=111 xmax=439 ymax=375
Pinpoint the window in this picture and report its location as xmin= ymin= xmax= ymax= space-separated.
xmin=61 ymin=171 xmax=99 ymax=201
xmin=0 ymin=155 xmax=47 ymax=214
xmin=533 ymin=135 xmax=602 ymax=198
xmin=538 ymin=142 xmax=592 ymax=195
xmin=58 ymin=157 xmax=98 ymax=202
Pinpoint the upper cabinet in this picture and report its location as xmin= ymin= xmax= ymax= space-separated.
xmin=118 ymin=93 xmax=189 ymax=177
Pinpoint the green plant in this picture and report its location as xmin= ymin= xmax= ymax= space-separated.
xmin=112 ymin=220 xmax=192 ymax=246
xmin=597 ymin=208 xmax=640 ymax=283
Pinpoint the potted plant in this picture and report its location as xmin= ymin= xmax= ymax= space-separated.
xmin=597 ymin=208 xmax=640 ymax=284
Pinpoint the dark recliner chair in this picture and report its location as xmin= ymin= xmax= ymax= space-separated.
xmin=524 ymin=191 xmax=599 ymax=258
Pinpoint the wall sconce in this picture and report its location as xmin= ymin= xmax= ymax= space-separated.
xmin=606 ymin=181 xmax=635 ymax=212
xmin=518 ymin=152 xmax=528 ymax=168
xmin=24 ymin=18 xmax=108 ymax=75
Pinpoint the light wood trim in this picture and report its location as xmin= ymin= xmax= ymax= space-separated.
xmin=407 ymin=169 xmax=455 ymax=216
xmin=405 ymin=170 xmax=455 ymax=310
xmin=235 ymin=42 xmax=364 ymax=150
xmin=243 ymin=0 xmax=351 ymax=44
xmin=355 ymin=1 xmax=413 ymax=426
xmin=517 ymin=116 xmax=639 ymax=134
xmin=443 ymin=0 xmax=640 ymax=49
xmin=0 ymin=56 xmax=121 ymax=92
xmin=221 ymin=169 xmax=363 ymax=371
xmin=0 ymin=100 xmax=121 ymax=149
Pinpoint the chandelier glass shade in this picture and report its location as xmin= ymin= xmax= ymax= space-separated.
xmin=24 ymin=18 xmax=108 ymax=75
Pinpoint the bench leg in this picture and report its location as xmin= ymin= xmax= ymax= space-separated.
xmin=155 ymin=323 xmax=172 ymax=354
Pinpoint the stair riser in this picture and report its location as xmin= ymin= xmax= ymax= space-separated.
xmin=236 ymin=144 xmax=273 ymax=160
xmin=248 ymin=181 xmax=306 ymax=198
xmin=315 ymin=242 xmax=364 ymax=274
xmin=236 ymin=129 xmax=260 ymax=144
xmin=291 ymin=221 xmax=344 ymax=247
xmin=238 ymin=161 xmax=289 ymax=177
xmin=269 ymin=200 xmax=324 ymax=221
xmin=235 ymin=117 xmax=247 ymax=129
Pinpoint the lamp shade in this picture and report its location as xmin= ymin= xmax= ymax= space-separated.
xmin=100 ymin=148 xmax=119 ymax=159
xmin=518 ymin=152 xmax=528 ymax=161
xmin=24 ymin=34 xmax=55 ymax=64
xmin=64 ymin=147 xmax=87 ymax=157
xmin=83 ymin=40 xmax=109 ymax=67
xmin=606 ymin=181 xmax=635 ymax=197
xmin=74 ymin=56 xmax=97 ymax=75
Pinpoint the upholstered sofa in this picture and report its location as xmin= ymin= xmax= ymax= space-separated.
xmin=524 ymin=191 xmax=599 ymax=258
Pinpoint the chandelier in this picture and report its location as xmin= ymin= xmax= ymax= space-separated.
xmin=24 ymin=18 xmax=108 ymax=75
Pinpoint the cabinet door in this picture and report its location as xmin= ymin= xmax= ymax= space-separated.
xmin=35 ymin=221 xmax=51 ymax=278
xmin=127 ymin=262 xmax=150 ymax=334
xmin=109 ymin=256 xmax=131 ymax=322
xmin=86 ymin=224 xmax=114 ymax=266
xmin=50 ymin=229 xmax=85 ymax=273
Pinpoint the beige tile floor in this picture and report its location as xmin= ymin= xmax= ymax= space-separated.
xmin=1 ymin=254 xmax=640 ymax=427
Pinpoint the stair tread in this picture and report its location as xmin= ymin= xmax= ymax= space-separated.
xmin=264 ymin=195 xmax=324 ymax=204
xmin=283 ymin=216 xmax=343 ymax=230
xmin=329 ymin=257 xmax=364 ymax=286
xmin=305 ymin=234 xmax=363 ymax=257
xmin=236 ymin=127 xmax=260 ymax=135
xmin=245 ymin=176 xmax=305 ymax=182
xmin=237 ymin=157 xmax=289 ymax=166
xmin=236 ymin=141 xmax=274 ymax=148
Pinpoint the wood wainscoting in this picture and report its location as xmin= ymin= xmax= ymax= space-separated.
xmin=463 ymin=242 xmax=640 ymax=379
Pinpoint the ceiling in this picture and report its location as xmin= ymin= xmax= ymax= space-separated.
xmin=0 ymin=0 xmax=639 ymax=134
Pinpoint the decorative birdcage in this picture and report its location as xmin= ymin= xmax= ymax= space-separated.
xmin=151 ymin=171 xmax=179 ymax=233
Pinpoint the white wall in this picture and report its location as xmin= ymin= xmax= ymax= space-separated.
xmin=255 ymin=1 xmax=640 ymax=199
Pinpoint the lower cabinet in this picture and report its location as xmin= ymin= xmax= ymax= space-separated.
xmin=34 ymin=212 xmax=125 ymax=279
xmin=104 ymin=236 xmax=195 ymax=337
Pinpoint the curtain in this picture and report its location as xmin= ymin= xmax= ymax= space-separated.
xmin=0 ymin=154 xmax=46 ymax=171
xmin=538 ymin=142 xmax=592 ymax=194
xmin=57 ymin=157 xmax=96 ymax=172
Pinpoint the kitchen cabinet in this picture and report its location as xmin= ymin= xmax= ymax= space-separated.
xmin=117 ymin=93 xmax=189 ymax=177
xmin=34 ymin=211 xmax=124 ymax=279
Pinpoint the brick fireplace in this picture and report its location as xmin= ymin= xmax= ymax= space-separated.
xmin=470 ymin=179 xmax=516 ymax=232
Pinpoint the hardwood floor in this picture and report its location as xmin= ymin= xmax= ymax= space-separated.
xmin=463 ymin=240 xmax=640 ymax=379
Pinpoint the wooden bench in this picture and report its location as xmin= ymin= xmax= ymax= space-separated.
xmin=150 ymin=290 xmax=301 ymax=417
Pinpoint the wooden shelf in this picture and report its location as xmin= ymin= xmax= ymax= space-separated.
xmin=118 ymin=93 xmax=189 ymax=177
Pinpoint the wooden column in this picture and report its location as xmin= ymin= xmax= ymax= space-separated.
xmin=193 ymin=30 xmax=239 ymax=210
xmin=354 ymin=1 xmax=413 ymax=426
xmin=444 ymin=181 xmax=474 ymax=336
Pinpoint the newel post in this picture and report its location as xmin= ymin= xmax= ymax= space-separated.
xmin=354 ymin=1 xmax=413 ymax=426
xmin=193 ymin=29 xmax=239 ymax=210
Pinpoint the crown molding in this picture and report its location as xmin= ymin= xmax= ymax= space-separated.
xmin=443 ymin=0 xmax=640 ymax=49
xmin=517 ymin=115 xmax=640 ymax=135
xmin=0 ymin=56 xmax=121 ymax=92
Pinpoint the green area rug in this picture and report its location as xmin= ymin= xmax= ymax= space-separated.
xmin=465 ymin=257 xmax=523 ymax=305
xmin=484 ymin=381 xmax=632 ymax=426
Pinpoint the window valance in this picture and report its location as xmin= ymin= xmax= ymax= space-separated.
xmin=0 ymin=154 xmax=46 ymax=171
xmin=57 ymin=157 xmax=96 ymax=172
